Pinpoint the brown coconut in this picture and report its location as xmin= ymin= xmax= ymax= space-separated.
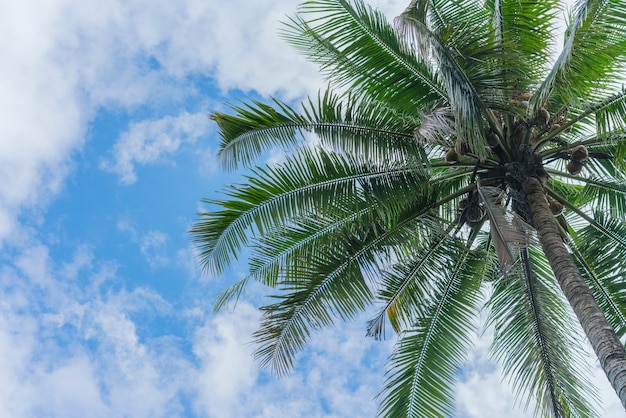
xmin=549 ymin=200 xmax=564 ymax=216
xmin=486 ymin=132 xmax=499 ymax=147
xmin=446 ymin=149 xmax=459 ymax=164
xmin=571 ymin=145 xmax=589 ymax=161
xmin=455 ymin=140 xmax=469 ymax=156
xmin=521 ymin=92 xmax=533 ymax=101
xmin=535 ymin=107 xmax=550 ymax=125
xmin=567 ymin=160 xmax=583 ymax=175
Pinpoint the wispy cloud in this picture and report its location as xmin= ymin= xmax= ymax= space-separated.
xmin=117 ymin=220 xmax=170 ymax=269
xmin=101 ymin=112 xmax=209 ymax=184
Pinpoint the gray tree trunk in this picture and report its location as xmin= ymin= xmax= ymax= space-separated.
xmin=524 ymin=176 xmax=626 ymax=409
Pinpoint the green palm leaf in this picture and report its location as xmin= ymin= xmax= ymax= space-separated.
xmin=486 ymin=0 xmax=558 ymax=94
xmin=191 ymin=147 xmax=429 ymax=274
xmin=488 ymin=247 xmax=598 ymax=417
xmin=253 ymin=231 xmax=374 ymax=376
xmin=212 ymin=89 xmax=426 ymax=170
xmin=282 ymin=0 xmax=446 ymax=108
xmin=534 ymin=0 xmax=626 ymax=108
xmin=572 ymin=212 xmax=626 ymax=337
xmin=377 ymin=240 xmax=484 ymax=418
xmin=367 ymin=227 xmax=457 ymax=339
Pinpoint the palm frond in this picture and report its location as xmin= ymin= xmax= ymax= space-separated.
xmin=213 ymin=89 xmax=423 ymax=170
xmin=541 ymin=91 xmax=626 ymax=146
xmin=191 ymin=148 xmax=430 ymax=274
xmin=377 ymin=241 xmax=484 ymax=418
xmin=212 ymin=99 xmax=304 ymax=170
xmin=570 ymin=248 xmax=626 ymax=339
xmin=282 ymin=0 xmax=446 ymax=109
xmin=477 ymin=185 xmax=537 ymax=275
xmin=252 ymin=203 xmax=452 ymax=376
xmin=547 ymin=173 xmax=626 ymax=218
xmin=412 ymin=106 xmax=455 ymax=146
xmin=488 ymin=247 xmax=599 ymax=417
xmin=485 ymin=0 xmax=559 ymax=95
xmin=534 ymin=0 xmax=626 ymax=108
xmin=367 ymin=226 xmax=457 ymax=340
xmin=248 ymin=207 xmax=373 ymax=285
xmin=213 ymin=276 xmax=250 ymax=312
xmin=595 ymin=87 xmax=626 ymax=135
xmin=253 ymin=243 xmax=373 ymax=376
xmin=571 ymin=211 xmax=626 ymax=337
xmin=395 ymin=11 xmax=499 ymax=156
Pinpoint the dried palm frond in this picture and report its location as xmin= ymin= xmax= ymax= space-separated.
xmin=478 ymin=185 xmax=537 ymax=275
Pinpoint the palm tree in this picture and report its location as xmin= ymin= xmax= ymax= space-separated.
xmin=191 ymin=0 xmax=626 ymax=416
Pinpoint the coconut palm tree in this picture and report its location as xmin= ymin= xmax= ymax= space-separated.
xmin=191 ymin=0 xmax=626 ymax=416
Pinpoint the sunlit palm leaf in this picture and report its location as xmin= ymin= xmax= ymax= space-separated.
xmin=282 ymin=0 xmax=446 ymax=109
xmin=253 ymin=245 xmax=373 ymax=376
xmin=547 ymin=173 xmax=626 ymax=217
xmin=191 ymin=148 xmax=429 ymax=274
xmin=213 ymin=89 xmax=424 ymax=170
xmin=253 ymin=206 xmax=445 ymax=375
xmin=394 ymin=11 xmax=498 ymax=157
xmin=486 ymin=0 xmax=559 ymax=96
xmin=367 ymin=227 xmax=457 ymax=339
xmin=213 ymin=276 xmax=250 ymax=312
xmin=488 ymin=247 xmax=598 ymax=417
xmin=572 ymin=211 xmax=626 ymax=337
xmin=534 ymin=0 xmax=626 ymax=108
xmin=377 ymin=241 xmax=484 ymax=417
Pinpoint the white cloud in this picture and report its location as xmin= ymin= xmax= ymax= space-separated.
xmin=117 ymin=221 xmax=171 ymax=269
xmin=0 ymin=0 xmax=331 ymax=243
xmin=101 ymin=112 xmax=209 ymax=184
xmin=60 ymin=244 xmax=95 ymax=280
xmin=0 ymin=237 xmax=186 ymax=418
xmin=193 ymin=303 xmax=258 ymax=418
xmin=196 ymin=146 xmax=220 ymax=177
xmin=139 ymin=231 xmax=170 ymax=269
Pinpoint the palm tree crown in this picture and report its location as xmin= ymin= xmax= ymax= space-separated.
xmin=191 ymin=0 xmax=626 ymax=416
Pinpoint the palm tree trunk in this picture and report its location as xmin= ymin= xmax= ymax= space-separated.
xmin=524 ymin=176 xmax=626 ymax=409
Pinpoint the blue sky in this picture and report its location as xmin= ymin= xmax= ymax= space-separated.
xmin=1 ymin=0 xmax=624 ymax=417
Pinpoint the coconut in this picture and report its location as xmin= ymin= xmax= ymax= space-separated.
xmin=459 ymin=198 xmax=468 ymax=210
xmin=521 ymin=92 xmax=533 ymax=101
xmin=535 ymin=108 xmax=550 ymax=125
xmin=571 ymin=145 xmax=589 ymax=161
xmin=486 ymin=132 xmax=499 ymax=147
xmin=567 ymin=160 xmax=583 ymax=175
xmin=466 ymin=204 xmax=486 ymax=223
xmin=454 ymin=140 xmax=469 ymax=156
xmin=549 ymin=200 xmax=564 ymax=216
xmin=445 ymin=149 xmax=459 ymax=164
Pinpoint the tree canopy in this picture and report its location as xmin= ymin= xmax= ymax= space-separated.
xmin=192 ymin=0 xmax=626 ymax=416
